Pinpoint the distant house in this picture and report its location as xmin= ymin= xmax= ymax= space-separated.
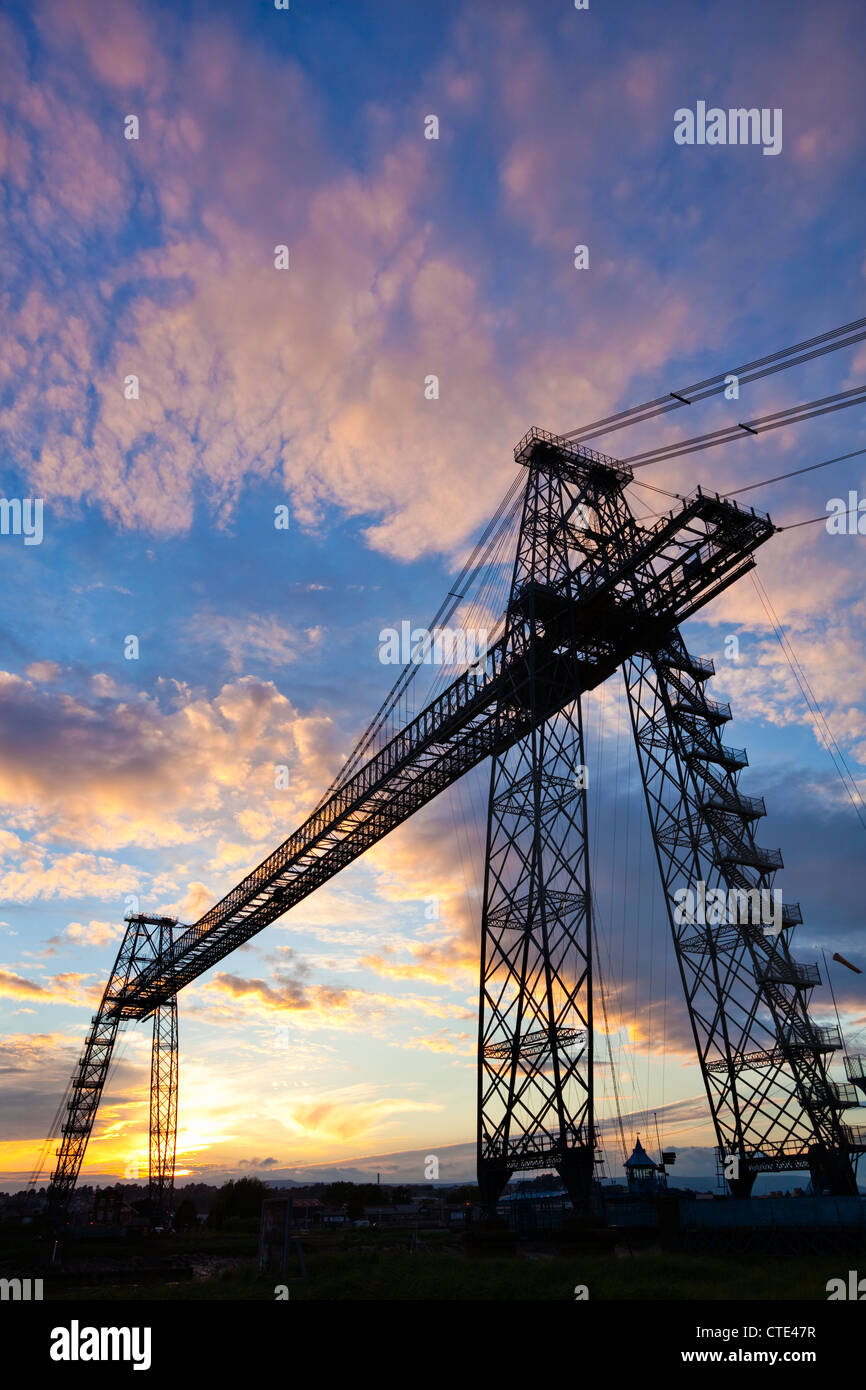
xmin=290 ymin=1197 xmax=322 ymax=1222
xmin=364 ymin=1201 xmax=445 ymax=1229
xmin=91 ymin=1190 xmax=148 ymax=1228
xmin=288 ymin=1199 xmax=347 ymax=1228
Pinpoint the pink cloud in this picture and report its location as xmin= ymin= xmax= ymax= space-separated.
xmin=0 ymin=670 xmax=342 ymax=856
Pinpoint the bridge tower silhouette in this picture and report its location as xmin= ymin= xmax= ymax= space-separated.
xmin=44 ymin=428 xmax=863 ymax=1221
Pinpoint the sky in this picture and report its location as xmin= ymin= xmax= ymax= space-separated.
xmin=1 ymin=0 xmax=865 ymax=1194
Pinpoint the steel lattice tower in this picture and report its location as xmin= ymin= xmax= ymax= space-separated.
xmin=624 ymin=642 xmax=857 ymax=1196
xmin=477 ymin=439 xmax=618 ymax=1209
xmin=43 ymin=430 xmax=863 ymax=1221
xmin=48 ymin=914 xmax=179 ymax=1220
xmin=148 ymin=917 xmax=179 ymax=1223
xmin=477 ymin=432 xmax=859 ymax=1208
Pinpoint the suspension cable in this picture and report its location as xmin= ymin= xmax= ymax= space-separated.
xmin=750 ymin=573 xmax=866 ymax=837
xmin=561 ymin=316 xmax=866 ymax=442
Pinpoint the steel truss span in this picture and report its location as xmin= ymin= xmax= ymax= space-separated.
xmin=45 ymin=429 xmax=861 ymax=1217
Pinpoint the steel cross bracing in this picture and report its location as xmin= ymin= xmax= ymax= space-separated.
xmin=569 ymin=453 xmax=861 ymax=1194
xmin=478 ymin=432 xmax=859 ymax=1207
xmin=47 ymin=914 xmax=180 ymax=1209
xmin=552 ymin=447 xmax=860 ymax=1195
xmin=148 ymin=916 xmax=179 ymax=1223
xmin=624 ymin=640 xmax=861 ymax=1194
xmin=477 ymin=442 xmax=605 ymax=1209
xmin=45 ymin=427 xmax=859 ymax=1212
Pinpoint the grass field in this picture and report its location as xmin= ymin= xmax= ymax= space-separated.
xmin=23 ymin=1228 xmax=853 ymax=1301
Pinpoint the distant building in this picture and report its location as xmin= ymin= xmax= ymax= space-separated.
xmin=364 ymin=1200 xmax=445 ymax=1229
xmin=91 ymin=1190 xmax=148 ymax=1229
xmin=624 ymin=1137 xmax=663 ymax=1194
xmin=289 ymin=1197 xmax=325 ymax=1228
